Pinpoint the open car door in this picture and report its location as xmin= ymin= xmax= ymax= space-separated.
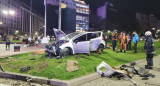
xmin=53 ymin=28 xmax=69 ymax=40
xmin=73 ymin=34 xmax=90 ymax=54
xmin=88 ymin=32 xmax=102 ymax=51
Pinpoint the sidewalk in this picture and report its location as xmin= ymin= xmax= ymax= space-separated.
xmin=78 ymin=55 xmax=160 ymax=86
xmin=0 ymin=44 xmax=45 ymax=58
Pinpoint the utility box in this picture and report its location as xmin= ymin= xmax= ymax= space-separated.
xmin=14 ymin=46 xmax=20 ymax=52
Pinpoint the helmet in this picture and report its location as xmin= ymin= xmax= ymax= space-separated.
xmin=114 ymin=30 xmax=117 ymax=32
xmin=145 ymin=31 xmax=152 ymax=36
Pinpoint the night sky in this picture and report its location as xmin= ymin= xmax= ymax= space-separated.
xmin=19 ymin=0 xmax=160 ymax=19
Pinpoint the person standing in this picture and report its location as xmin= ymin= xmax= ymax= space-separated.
xmin=119 ymin=32 xmax=122 ymax=44
xmin=127 ymin=33 xmax=131 ymax=50
xmin=120 ymin=32 xmax=129 ymax=53
xmin=5 ymin=38 xmax=10 ymax=50
xmin=112 ymin=30 xmax=117 ymax=51
xmin=133 ymin=31 xmax=139 ymax=53
xmin=144 ymin=31 xmax=155 ymax=69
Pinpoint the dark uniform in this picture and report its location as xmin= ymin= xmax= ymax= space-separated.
xmin=144 ymin=36 xmax=155 ymax=69
xmin=6 ymin=39 xmax=10 ymax=50
xmin=112 ymin=33 xmax=117 ymax=51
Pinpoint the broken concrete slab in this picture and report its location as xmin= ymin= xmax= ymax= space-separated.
xmin=66 ymin=60 xmax=79 ymax=72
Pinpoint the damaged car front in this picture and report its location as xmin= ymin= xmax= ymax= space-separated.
xmin=45 ymin=29 xmax=78 ymax=58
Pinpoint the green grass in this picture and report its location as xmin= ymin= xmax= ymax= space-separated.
xmin=0 ymin=40 xmax=160 ymax=80
xmin=0 ymin=40 xmax=22 ymax=43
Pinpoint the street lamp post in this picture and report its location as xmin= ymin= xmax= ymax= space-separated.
xmin=58 ymin=0 xmax=61 ymax=30
xmin=29 ymin=0 xmax=32 ymax=41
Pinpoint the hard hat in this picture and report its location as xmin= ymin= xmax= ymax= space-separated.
xmin=114 ymin=30 xmax=117 ymax=32
xmin=145 ymin=31 xmax=152 ymax=36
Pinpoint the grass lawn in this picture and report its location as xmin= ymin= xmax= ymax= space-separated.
xmin=0 ymin=41 xmax=160 ymax=80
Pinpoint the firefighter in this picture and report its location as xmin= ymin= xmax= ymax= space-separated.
xmin=112 ymin=30 xmax=117 ymax=51
xmin=120 ymin=32 xmax=129 ymax=53
xmin=144 ymin=31 xmax=155 ymax=69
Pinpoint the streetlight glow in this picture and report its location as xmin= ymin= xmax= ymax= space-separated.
xmin=35 ymin=32 xmax=38 ymax=35
xmin=0 ymin=22 xmax=3 ymax=25
xmin=15 ymin=30 xmax=19 ymax=33
xmin=9 ymin=10 xmax=15 ymax=15
xmin=152 ymin=28 xmax=155 ymax=30
xmin=2 ymin=10 xmax=15 ymax=15
xmin=2 ymin=10 xmax=8 ymax=15
xmin=108 ymin=30 xmax=111 ymax=33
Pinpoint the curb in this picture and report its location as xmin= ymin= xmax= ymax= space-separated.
xmin=0 ymin=72 xmax=69 ymax=86
xmin=0 ymin=71 xmax=100 ymax=86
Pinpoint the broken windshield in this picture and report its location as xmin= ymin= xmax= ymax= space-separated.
xmin=59 ymin=32 xmax=81 ymax=41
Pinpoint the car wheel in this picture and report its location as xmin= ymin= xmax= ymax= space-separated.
xmin=64 ymin=48 xmax=70 ymax=56
xmin=49 ymin=53 xmax=52 ymax=58
xmin=98 ymin=44 xmax=104 ymax=52
xmin=60 ymin=48 xmax=70 ymax=58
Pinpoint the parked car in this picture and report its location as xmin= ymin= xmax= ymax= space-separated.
xmin=45 ymin=29 xmax=106 ymax=58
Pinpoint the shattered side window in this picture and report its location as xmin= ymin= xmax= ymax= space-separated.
xmin=88 ymin=32 xmax=101 ymax=40
xmin=74 ymin=34 xmax=87 ymax=42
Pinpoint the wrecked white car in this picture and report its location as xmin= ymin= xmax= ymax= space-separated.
xmin=45 ymin=29 xmax=106 ymax=58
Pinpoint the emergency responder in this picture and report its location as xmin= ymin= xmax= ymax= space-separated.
xmin=112 ymin=30 xmax=117 ymax=51
xmin=133 ymin=31 xmax=139 ymax=53
xmin=120 ymin=32 xmax=129 ymax=53
xmin=119 ymin=32 xmax=123 ymax=44
xmin=127 ymin=33 xmax=132 ymax=50
xmin=144 ymin=31 xmax=155 ymax=69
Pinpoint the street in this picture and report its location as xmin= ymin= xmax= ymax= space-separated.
xmin=0 ymin=44 xmax=45 ymax=58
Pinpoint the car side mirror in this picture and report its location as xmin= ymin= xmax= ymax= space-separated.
xmin=75 ymin=40 xmax=78 ymax=44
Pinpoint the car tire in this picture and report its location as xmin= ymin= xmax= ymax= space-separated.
xmin=98 ymin=44 xmax=104 ymax=52
xmin=60 ymin=48 xmax=70 ymax=58
xmin=64 ymin=48 xmax=70 ymax=56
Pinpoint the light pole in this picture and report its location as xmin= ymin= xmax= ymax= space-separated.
xmin=29 ymin=0 xmax=32 ymax=41
xmin=58 ymin=0 xmax=61 ymax=30
xmin=2 ymin=10 xmax=15 ymax=38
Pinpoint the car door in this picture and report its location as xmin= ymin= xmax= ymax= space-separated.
xmin=73 ymin=34 xmax=90 ymax=54
xmin=89 ymin=32 xmax=102 ymax=51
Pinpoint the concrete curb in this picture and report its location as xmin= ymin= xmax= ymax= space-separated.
xmin=0 ymin=56 xmax=159 ymax=86
xmin=0 ymin=72 xmax=69 ymax=86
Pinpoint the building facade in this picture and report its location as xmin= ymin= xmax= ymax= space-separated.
xmin=46 ymin=0 xmax=89 ymax=35
xmin=0 ymin=0 xmax=44 ymax=41
xmin=75 ymin=0 xmax=89 ymax=31
xmin=136 ymin=12 xmax=158 ymax=33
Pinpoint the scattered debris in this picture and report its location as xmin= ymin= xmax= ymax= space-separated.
xmin=97 ymin=61 xmax=137 ymax=86
xmin=0 ymin=64 xmax=5 ymax=72
xmin=66 ymin=60 xmax=79 ymax=72
xmin=20 ymin=67 xmax=31 ymax=72
xmin=26 ymin=77 xmax=32 ymax=86
xmin=138 ymin=67 xmax=150 ymax=76
xmin=38 ymin=63 xmax=49 ymax=72
xmin=30 ymin=58 xmax=36 ymax=60
xmin=8 ymin=57 xmax=12 ymax=59
xmin=142 ymin=77 xmax=149 ymax=80
xmin=57 ymin=61 xmax=63 ymax=63
xmin=34 ymin=49 xmax=45 ymax=55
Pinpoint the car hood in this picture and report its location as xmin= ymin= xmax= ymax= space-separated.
xmin=53 ymin=28 xmax=69 ymax=40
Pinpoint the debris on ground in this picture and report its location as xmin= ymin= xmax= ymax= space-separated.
xmin=97 ymin=61 xmax=137 ymax=86
xmin=0 ymin=64 xmax=5 ymax=72
xmin=30 ymin=58 xmax=36 ymax=60
xmin=66 ymin=60 xmax=79 ymax=72
xmin=38 ymin=63 xmax=49 ymax=72
xmin=34 ymin=49 xmax=45 ymax=55
xmin=20 ymin=67 xmax=31 ymax=72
